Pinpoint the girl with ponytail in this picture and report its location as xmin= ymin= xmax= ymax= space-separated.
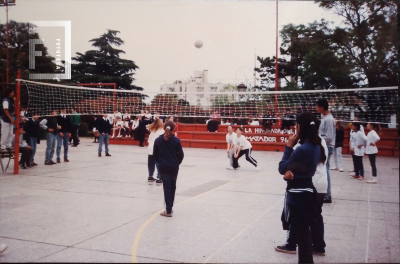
xmin=153 ymin=121 xmax=184 ymax=217
xmin=277 ymin=112 xmax=325 ymax=263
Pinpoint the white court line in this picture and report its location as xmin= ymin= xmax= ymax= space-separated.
xmin=365 ymin=183 xmax=371 ymax=263
xmin=203 ymin=196 xmax=284 ymax=263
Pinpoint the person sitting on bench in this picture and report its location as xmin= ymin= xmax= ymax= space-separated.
xmin=11 ymin=126 xmax=32 ymax=169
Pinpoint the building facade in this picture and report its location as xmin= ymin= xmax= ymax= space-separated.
xmin=160 ymin=70 xmax=225 ymax=107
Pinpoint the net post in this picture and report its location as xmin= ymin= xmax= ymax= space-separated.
xmin=14 ymin=70 xmax=21 ymax=175
xmin=113 ymin=84 xmax=116 ymax=113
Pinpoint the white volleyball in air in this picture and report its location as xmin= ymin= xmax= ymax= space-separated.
xmin=194 ymin=40 xmax=203 ymax=48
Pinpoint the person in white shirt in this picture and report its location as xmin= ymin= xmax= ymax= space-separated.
xmin=350 ymin=123 xmax=367 ymax=180
xmin=349 ymin=121 xmax=365 ymax=174
xmin=232 ymin=127 xmax=258 ymax=170
xmin=144 ymin=110 xmax=152 ymax=120
xmin=226 ymin=126 xmax=238 ymax=170
xmin=122 ymin=120 xmax=130 ymax=137
xmin=365 ymin=123 xmax=381 ymax=184
xmin=146 ymin=119 xmax=165 ymax=184
xmin=112 ymin=119 xmax=124 ymax=138
xmin=130 ymin=115 xmax=140 ymax=139
xmin=107 ymin=113 xmax=115 ymax=125
xmin=114 ymin=110 xmax=122 ymax=121
xmin=250 ymin=119 xmax=260 ymax=126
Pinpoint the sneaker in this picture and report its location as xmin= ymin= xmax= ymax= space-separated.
xmin=358 ymin=176 xmax=364 ymax=180
xmin=160 ymin=211 xmax=172 ymax=217
xmin=56 ymin=158 xmax=61 ymax=163
xmin=226 ymin=166 xmax=234 ymax=170
xmin=0 ymin=244 xmax=7 ymax=254
xmin=323 ymin=197 xmax=332 ymax=203
xmin=275 ymin=245 xmax=296 ymax=254
xmin=64 ymin=159 xmax=69 ymax=162
xmin=313 ymin=250 xmax=326 ymax=256
xmin=349 ymin=169 xmax=354 ymax=172
xmin=156 ymin=179 xmax=163 ymax=184
xmin=105 ymin=153 xmax=111 ymax=157
xmin=366 ymin=178 xmax=378 ymax=184
xmin=256 ymin=166 xmax=260 ymax=171
xmin=349 ymin=172 xmax=356 ymax=176
xmin=351 ymin=175 xmax=360 ymax=179
xmin=111 ymin=135 xmax=114 ymax=138
xmin=339 ymin=168 xmax=344 ymax=172
xmin=331 ymin=167 xmax=338 ymax=170
xmin=148 ymin=176 xmax=156 ymax=182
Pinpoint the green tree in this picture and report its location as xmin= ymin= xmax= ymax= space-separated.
xmin=317 ymin=0 xmax=398 ymax=87
xmin=71 ymin=30 xmax=139 ymax=90
xmin=0 ymin=21 xmax=57 ymax=87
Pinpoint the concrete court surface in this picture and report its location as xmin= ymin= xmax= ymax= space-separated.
xmin=0 ymin=138 xmax=398 ymax=263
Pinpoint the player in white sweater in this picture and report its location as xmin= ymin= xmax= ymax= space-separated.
xmin=226 ymin=126 xmax=238 ymax=170
xmin=365 ymin=123 xmax=381 ymax=184
xmin=147 ymin=119 xmax=165 ymax=184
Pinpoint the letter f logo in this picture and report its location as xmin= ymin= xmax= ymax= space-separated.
xmin=29 ymin=39 xmax=44 ymax=69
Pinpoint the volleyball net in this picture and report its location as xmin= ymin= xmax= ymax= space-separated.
xmin=19 ymin=79 xmax=398 ymax=125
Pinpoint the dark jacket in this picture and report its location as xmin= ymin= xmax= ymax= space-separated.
xmin=56 ymin=115 xmax=72 ymax=133
xmin=138 ymin=116 xmax=153 ymax=134
xmin=278 ymin=140 xmax=321 ymax=191
xmin=335 ymin=128 xmax=344 ymax=148
xmin=1 ymin=97 xmax=14 ymax=123
xmin=97 ymin=117 xmax=112 ymax=134
xmin=153 ymin=134 xmax=184 ymax=176
xmin=207 ymin=120 xmax=219 ymax=132
xmin=46 ymin=116 xmax=58 ymax=134
xmin=24 ymin=118 xmax=41 ymax=144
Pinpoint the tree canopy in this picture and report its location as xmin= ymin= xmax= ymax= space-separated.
xmin=256 ymin=0 xmax=397 ymax=90
xmin=71 ymin=30 xmax=139 ymax=90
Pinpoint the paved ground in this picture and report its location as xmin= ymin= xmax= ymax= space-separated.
xmin=0 ymin=138 xmax=398 ymax=263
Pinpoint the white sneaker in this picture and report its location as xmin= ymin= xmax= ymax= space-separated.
xmin=331 ymin=167 xmax=338 ymax=170
xmin=256 ymin=166 xmax=260 ymax=171
xmin=0 ymin=244 xmax=7 ymax=254
xmin=226 ymin=166 xmax=234 ymax=170
xmin=349 ymin=172 xmax=356 ymax=176
xmin=339 ymin=168 xmax=344 ymax=172
xmin=349 ymin=169 xmax=354 ymax=172
xmin=366 ymin=178 xmax=378 ymax=184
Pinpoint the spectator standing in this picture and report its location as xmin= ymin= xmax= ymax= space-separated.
xmin=69 ymin=108 xmax=81 ymax=147
xmin=147 ymin=119 xmax=164 ymax=184
xmin=24 ymin=113 xmax=41 ymax=166
xmin=316 ymin=98 xmax=336 ymax=203
xmin=153 ymin=121 xmax=184 ymax=217
xmin=56 ymin=108 xmax=72 ymax=163
xmin=1 ymin=88 xmax=15 ymax=150
xmin=331 ymin=122 xmax=344 ymax=172
xmin=365 ymin=123 xmax=381 ymax=184
xmin=97 ymin=114 xmax=112 ymax=157
xmin=40 ymin=110 xmax=59 ymax=165
xmin=350 ymin=123 xmax=367 ymax=180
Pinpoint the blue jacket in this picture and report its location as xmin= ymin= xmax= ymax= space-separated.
xmin=279 ymin=140 xmax=321 ymax=190
xmin=153 ymin=134 xmax=184 ymax=176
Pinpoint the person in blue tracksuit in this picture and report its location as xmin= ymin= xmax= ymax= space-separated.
xmin=153 ymin=121 xmax=184 ymax=217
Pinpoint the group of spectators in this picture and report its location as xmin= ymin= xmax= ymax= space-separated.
xmin=1 ymin=87 xmax=82 ymax=168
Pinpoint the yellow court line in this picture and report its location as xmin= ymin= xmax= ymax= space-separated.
xmin=131 ymin=171 xmax=276 ymax=263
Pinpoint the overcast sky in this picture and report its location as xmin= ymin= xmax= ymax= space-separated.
xmin=3 ymin=0 xmax=343 ymax=92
